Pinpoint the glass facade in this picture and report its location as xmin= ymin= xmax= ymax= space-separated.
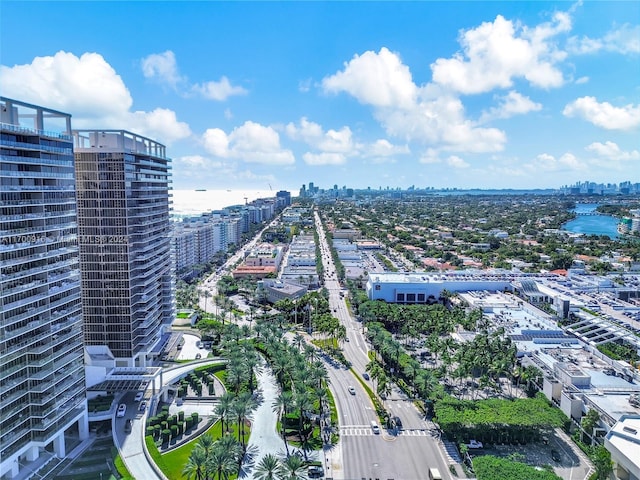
xmin=0 ymin=98 xmax=87 ymax=474
xmin=73 ymin=130 xmax=175 ymax=364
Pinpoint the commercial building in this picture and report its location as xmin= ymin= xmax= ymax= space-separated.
xmin=1 ymin=98 xmax=88 ymax=478
xmin=366 ymin=271 xmax=514 ymax=303
xmin=73 ymin=129 xmax=175 ymax=368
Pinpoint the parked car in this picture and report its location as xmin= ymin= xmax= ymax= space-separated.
xmin=134 ymin=391 xmax=144 ymax=402
xmin=308 ymin=465 xmax=324 ymax=478
xmin=551 ymin=449 xmax=561 ymax=462
xmin=116 ymin=404 xmax=126 ymax=418
xmin=467 ymin=439 xmax=483 ymax=449
xmin=139 ymin=401 xmax=146 ymax=412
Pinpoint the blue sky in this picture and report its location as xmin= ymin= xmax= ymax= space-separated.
xmin=1 ymin=1 xmax=638 ymax=192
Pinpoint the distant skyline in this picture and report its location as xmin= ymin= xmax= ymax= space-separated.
xmin=1 ymin=1 xmax=638 ymax=191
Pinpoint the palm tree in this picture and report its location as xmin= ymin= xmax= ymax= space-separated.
xmin=215 ymin=392 xmax=235 ymax=433
xmin=183 ymin=445 xmax=207 ymax=480
xmin=202 ymin=288 xmax=212 ymax=313
xmin=233 ymin=392 xmax=257 ymax=449
xmin=279 ymin=452 xmax=307 ymax=480
xmin=254 ymin=454 xmax=285 ymax=480
xmin=272 ymin=391 xmax=294 ymax=456
xmin=293 ymin=333 xmax=305 ymax=352
xmin=206 ymin=446 xmax=237 ymax=480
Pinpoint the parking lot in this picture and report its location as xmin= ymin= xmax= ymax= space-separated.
xmin=466 ymin=429 xmax=593 ymax=480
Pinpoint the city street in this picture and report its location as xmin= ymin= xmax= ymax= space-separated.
xmin=314 ymin=211 xmax=454 ymax=479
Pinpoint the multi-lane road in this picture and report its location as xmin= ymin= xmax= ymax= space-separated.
xmin=314 ymin=211 xmax=453 ymax=479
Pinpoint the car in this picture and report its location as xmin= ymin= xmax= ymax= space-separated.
xmin=116 ymin=404 xmax=126 ymax=418
xmin=139 ymin=401 xmax=146 ymax=412
xmin=348 ymin=386 xmax=356 ymax=395
xmin=124 ymin=419 xmax=133 ymax=433
xmin=195 ymin=353 xmax=202 ymax=359
xmin=393 ymin=416 xmax=403 ymax=429
xmin=551 ymin=449 xmax=561 ymax=462
xmin=134 ymin=391 xmax=144 ymax=402
xmin=370 ymin=421 xmax=380 ymax=434
xmin=467 ymin=439 xmax=483 ymax=449
xmin=362 ymin=373 xmax=370 ymax=380
xmin=307 ymin=465 xmax=324 ymax=478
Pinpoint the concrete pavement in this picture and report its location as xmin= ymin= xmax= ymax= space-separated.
xmin=240 ymin=358 xmax=321 ymax=479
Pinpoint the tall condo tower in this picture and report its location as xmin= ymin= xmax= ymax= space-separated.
xmin=0 ymin=98 xmax=88 ymax=478
xmin=73 ymin=130 xmax=175 ymax=367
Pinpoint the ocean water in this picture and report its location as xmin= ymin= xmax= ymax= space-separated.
xmin=171 ymin=189 xmax=275 ymax=216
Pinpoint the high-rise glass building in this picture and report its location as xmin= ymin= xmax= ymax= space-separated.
xmin=73 ymin=130 xmax=175 ymax=367
xmin=1 ymin=98 xmax=88 ymax=478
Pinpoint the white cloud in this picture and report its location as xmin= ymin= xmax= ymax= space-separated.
xmin=446 ymin=155 xmax=470 ymax=168
xmin=575 ymin=76 xmax=589 ymax=84
xmin=286 ymin=117 xmax=356 ymax=153
xmin=298 ymin=78 xmax=312 ymax=93
xmin=419 ymin=149 xmax=441 ymax=164
xmin=321 ymin=49 xmax=506 ymax=153
xmin=526 ymin=151 xmax=585 ymax=172
xmin=586 ymin=141 xmax=640 ymax=161
xmin=129 ymin=108 xmax=192 ymax=145
xmin=191 ymin=76 xmax=248 ymax=101
xmin=141 ymin=50 xmax=246 ymax=101
xmin=175 ymin=155 xmax=210 ymax=167
xmin=202 ymin=128 xmax=230 ymax=157
xmin=365 ymin=139 xmax=410 ymax=157
xmin=430 ymin=12 xmax=568 ymax=94
xmin=480 ymin=90 xmax=542 ymax=122
xmin=563 ymin=96 xmax=640 ymax=130
xmin=567 ymin=24 xmax=640 ymax=55
xmin=141 ymin=50 xmax=184 ymax=88
xmin=202 ymin=121 xmax=295 ymax=165
xmin=322 ymin=47 xmax=417 ymax=108
xmin=302 ymin=152 xmax=346 ymax=166
xmin=0 ymin=51 xmax=191 ymax=145
xmin=0 ymin=51 xmax=132 ymax=117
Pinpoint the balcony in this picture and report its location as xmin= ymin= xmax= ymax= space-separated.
xmin=0 ymin=121 xmax=73 ymax=141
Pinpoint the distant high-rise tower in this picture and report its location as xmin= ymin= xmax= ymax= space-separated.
xmin=276 ymin=190 xmax=291 ymax=206
xmin=1 ymin=98 xmax=88 ymax=478
xmin=73 ymin=130 xmax=175 ymax=367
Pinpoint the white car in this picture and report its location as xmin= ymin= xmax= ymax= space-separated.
xmin=134 ymin=391 xmax=144 ymax=402
xmin=467 ymin=439 xmax=483 ymax=449
xmin=348 ymin=386 xmax=356 ymax=395
xmin=116 ymin=404 xmax=127 ymax=418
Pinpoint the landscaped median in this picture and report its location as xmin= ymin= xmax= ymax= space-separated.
xmin=350 ymin=366 xmax=388 ymax=425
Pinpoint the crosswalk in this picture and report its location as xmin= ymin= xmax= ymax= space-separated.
xmin=339 ymin=426 xmax=432 ymax=437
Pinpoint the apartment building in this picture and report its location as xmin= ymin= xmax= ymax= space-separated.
xmin=73 ymin=129 xmax=175 ymax=367
xmin=1 ymin=98 xmax=88 ymax=478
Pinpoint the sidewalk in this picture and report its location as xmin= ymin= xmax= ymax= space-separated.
xmin=240 ymin=360 xmax=322 ymax=479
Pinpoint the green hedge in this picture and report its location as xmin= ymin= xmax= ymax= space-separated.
xmin=473 ymin=455 xmax=561 ymax=480
xmin=435 ymin=393 xmax=568 ymax=444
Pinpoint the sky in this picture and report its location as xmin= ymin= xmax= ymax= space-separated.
xmin=1 ymin=1 xmax=639 ymax=192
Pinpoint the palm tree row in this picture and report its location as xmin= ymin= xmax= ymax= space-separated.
xmin=183 ymin=434 xmax=243 ymax=480
xmin=256 ymin=319 xmax=332 ymax=459
xmin=254 ymin=452 xmax=309 ymax=480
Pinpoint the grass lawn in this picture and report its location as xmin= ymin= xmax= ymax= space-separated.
xmin=148 ymin=418 xmax=251 ymax=480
